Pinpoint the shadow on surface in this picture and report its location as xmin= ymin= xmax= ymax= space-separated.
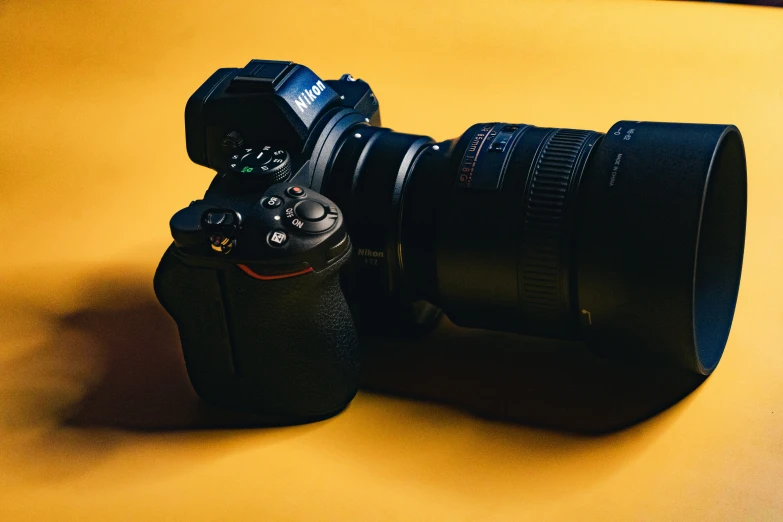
xmin=360 ymin=318 xmax=706 ymax=434
xmin=0 ymin=270 xmax=329 ymax=482
xmin=39 ymin=274 xmax=705 ymax=434
xmin=0 ymin=274 xmax=294 ymax=432
xmin=61 ymin=307 xmax=266 ymax=431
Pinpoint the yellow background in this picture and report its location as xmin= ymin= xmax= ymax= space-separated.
xmin=1 ymin=0 xmax=782 ymax=519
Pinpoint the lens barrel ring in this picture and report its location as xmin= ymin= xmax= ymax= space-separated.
xmin=519 ymin=129 xmax=595 ymax=331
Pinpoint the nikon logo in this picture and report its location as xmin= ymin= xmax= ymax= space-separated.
xmin=294 ymin=80 xmax=327 ymax=113
xmin=357 ymin=249 xmax=384 ymax=258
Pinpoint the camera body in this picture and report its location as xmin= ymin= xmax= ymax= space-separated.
xmin=182 ymin=60 xmax=430 ymax=321
xmin=155 ymin=61 xmax=380 ymax=423
xmin=156 ymin=59 xmax=747 ymax=423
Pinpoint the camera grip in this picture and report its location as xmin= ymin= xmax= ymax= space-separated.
xmin=154 ymin=246 xmax=359 ymax=423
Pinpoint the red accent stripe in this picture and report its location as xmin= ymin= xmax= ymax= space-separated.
xmin=236 ymin=264 xmax=313 ymax=281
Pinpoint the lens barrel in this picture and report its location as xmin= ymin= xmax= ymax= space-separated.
xmin=319 ymin=118 xmax=747 ymax=375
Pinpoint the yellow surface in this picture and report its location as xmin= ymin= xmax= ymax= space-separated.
xmin=1 ymin=0 xmax=782 ymax=519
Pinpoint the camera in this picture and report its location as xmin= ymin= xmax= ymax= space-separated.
xmin=155 ymin=59 xmax=747 ymax=423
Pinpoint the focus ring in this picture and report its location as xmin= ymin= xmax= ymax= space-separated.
xmin=520 ymin=129 xmax=592 ymax=328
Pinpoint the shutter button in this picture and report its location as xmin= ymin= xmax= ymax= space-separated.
xmin=295 ymin=200 xmax=327 ymax=221
xmin=283 ymin=200 xmax=337 ymax=234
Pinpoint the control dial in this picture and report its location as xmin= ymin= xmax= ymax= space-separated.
xmin=202 ymin=209 xmax=242 ymax=255
xmin=229 ymin=146 xmax=291 ymax=185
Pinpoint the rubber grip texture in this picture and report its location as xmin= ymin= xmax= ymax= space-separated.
xmin=154 ymin=246 xmax=359 ymax=423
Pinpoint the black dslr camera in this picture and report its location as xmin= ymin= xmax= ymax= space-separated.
xmin=155 ymin=60 xmax=747 ymax=424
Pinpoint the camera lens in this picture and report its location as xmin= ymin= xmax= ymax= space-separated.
xmin=316 ymin=118 xmax=746 ymax=375
xmin=576 ymin=122 xmax=746 ymax=374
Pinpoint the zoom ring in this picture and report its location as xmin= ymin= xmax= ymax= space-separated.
xmin=520 ymin=129 xmax=593 ymax=327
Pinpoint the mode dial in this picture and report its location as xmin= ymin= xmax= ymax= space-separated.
xmin=228 ymin=146 xmax=292 ymax=185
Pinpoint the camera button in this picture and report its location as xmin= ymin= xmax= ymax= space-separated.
xmin=267 ymin=230 xmax=288 ymax=247
xmin=294 ymin=200 xmax=327 ymax=221
xmin=261 ymin=196 xmax=283 ymax=209
xmin=284 ymin=204 xmax=337 ymax=234
xmin=302 ymin=215 xmax=337 ymax=234
xmin=286 ymin=186 xmax=306 ymax=198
